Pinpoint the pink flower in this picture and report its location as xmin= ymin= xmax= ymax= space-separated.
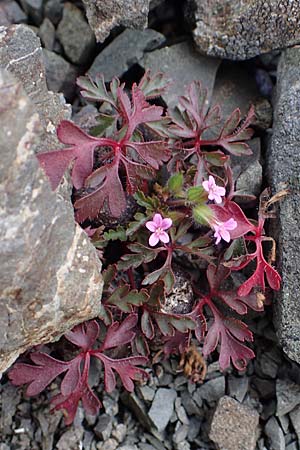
xmin=212 ymin=218 xmax=237 ymax=244
xmin=202 ymin=175 xmax=226 ymax=204
xmin=146 ymin=213 xmax=172 ymax=247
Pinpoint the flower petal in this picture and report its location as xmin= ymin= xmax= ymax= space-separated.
xmin=225 ymin=218 xmax=237 ymax=230
xmin=214 ymin=230 xmax=221 ymax=244
xmin=161 ymin=218 xmax=172 ymax=230
xmin=159 ymin=231 xmax=170 ymax=244
xmin=146 ymin=221 xmax=157 ymax=232
xmin=149 ymin=233 xmax=159 ymax=247
xmin=220 ymin=229 xmax=230 ymax=242
xmin=153 ymin=213 xmax=163 ymax=227
xmin=202 ymin=180 xmax=210 ymax=192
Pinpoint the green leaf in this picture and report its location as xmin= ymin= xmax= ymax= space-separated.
xmin=193 ymin=204 xmax=214 ymax=225
xmin=153 ymin=312 xmax=195 ymax=336
xmin=106 ymin=286 xmax=148 ymax=312
xmin=138 ymin=70 xmax=171 ymax=99
xmin=142 ymin=266 xmax=175 ymax=294
xmin=203 ymin=151 xmax=228 ymax=167
xmin=102 ymin=265 xmax=117 ymax=288
xmin=98 ymin=304 xmax=112 ymax=326
xmin=187 ymin=186 xmax=206 ymax=203
xmin=126 ymin=212 xmax=148 ymax=237
xmin=168 ymin=173 xmax=184 ymax=194
xmin=118 ymin=244 xmax=159 ymax=271
xmin=133 ymin=191 xmax=160 ymax=210
xmin=141 ymin=309 xmax=155 ymax=339
xmin=104 ymin=226 xmax=126 ymax=242
xmin=77 ymin=74 xmax=115 ymax=105
xmin=89 ymin=114 xmax=116 ymax=137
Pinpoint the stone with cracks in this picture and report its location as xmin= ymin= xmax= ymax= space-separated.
xmin=209 ymin=396 xmax=259 ymax=450
xmin=266 ymin=47 xmax=300 ymax=365
xmin=142 ymin=41 xmax=220 ymax=110
xmin=0 ymin=25 xmax=71 ymax=150
xmin=82 ymin=0 xmax=150 ymax=43
xmin=185 ymin=0 xmax=300 ymax=60
xmin=0 ymin=69 xmax=103 ymax=374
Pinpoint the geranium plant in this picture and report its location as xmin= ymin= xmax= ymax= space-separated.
xmin=9 ymin=70 xmax=283 ymax=424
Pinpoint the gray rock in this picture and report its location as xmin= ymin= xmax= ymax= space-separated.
xmin=0 ymin=70 xmax=102 ymax=371
xmin=111 ymin=423 xmax=127 ymax=443
xmin=286 ymin=443 xmax=298 ymax=450
xmin=236 ymin=160 xmax=262 ymax=200
xmin=175 ymin=398 xmax=189 ymax=425
xmin=96 ymin=438 xmax=118 ymax=450
xmin=227 ymin=375 xmax=249 ymax=403
xmin=0 ymin=384 xmax=21 ymax=435
xmin=72 ymin=104 xmax=99 ymax=134
xmin=102 ymin=391 xmax=119 ymax=417
xmin=0 ymin=69 xmax=103 ymax=373
xmin=207 ymin=63 xmax=262 ymax=139
xmin=148 ymin=388 xmax=177 ymax=432
xmin=142 ymin=41 xmax=220 ymax=110
xmin=56 ymin=425 xmax=85 ymax=450
xmin=289 ymin=405 xmax=300 ymax=442
xmin=181 ymin=390 xmax=202 ymax=416
xmin=0 ymin=25 xmax=71 ymax=150
xmin=82 ymin=0 xmax=150 ymax=43
xmin=94 ymin=414 xmax=113 ymax=440
xmin=277 ymin=413 xmax=290 ymax=434
xmin=173 ymin=423 xmax=189 ymax=444
xmin=42 ymin=49 xmax=77 ymax=100
xmin=19 ymin=0 xmax=43 ymax=25
xmin=266 ymin=47 xmax=300 ymax=365
xmin=209 ymin=396 xmax=259 ymax=450
xmin=186 ymin=0 xmax=300 ymax=60
xmin=264 ymin=417 xmax=285 ymax=450
xmin=0 ymin=0 xmax=27 ymax=26
xmin=256 ymin=351 xmax=279 ymax=379
xmin=89 ymin=28 xmax=165 ymax=81
xmin=38 ymin=18 xmax=56 ymax=51
xmin=44 ymin=0 xmax=63 ymax=26
xmin=194 ymin=376 xmax=225 ymax=405
xmin=57 ymin=2 xmax=95 ymax=65
xmin=175 ymin=441 xmax=190 ymax=450
xmin=276 ymin=379 xmax=300 ymax=416
xmin=187 ymin=416 xmax=201 ymax=441
xmin=121 ymin=392 xmax=153 ymax=430
xmin=137 ymin=385 xmax=156 ymax=402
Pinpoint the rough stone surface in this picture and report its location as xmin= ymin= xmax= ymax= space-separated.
xmin=186 ymin=0 xmax=300 ymax=60
xmin=276 ymin=379 xmax=300 ymax=416
xmin=142 ymin=41 xmax=220 ymax=109
xmin=82 ymin=0 xmax=150 ymax=43
xmin=0 ymin=0 xmax=27 ymax=26
xmin=264 ymin=417 xmax=285 ymax=450
xmin=148 ymin=388 xmax=177 ymax=432
xmin=89 ymin=28 xmax=165 ymax=81
xmin=38 ymin=18 xmax=56 ymax=51
xmin=19 ymin=0 xmax=44 ymax=25
xmin=57 ymin=2 xmax=95 ymax=65
xmin=42 ymin=49 xmax=77 ymax=100
xmin=289 ymin=405 xmax=300 ymax=442
xmin=266 ymin=47 xmax=300 ymax=364
xmin=0 ymin=69 xmax=103 ymax=373
xmin=209 ymin=396 xmax=259 ymax=450
xmin=0 ymin=24 xmax=71 ymax=149
xmin=44 ymin=0 xmax=63 ymax=26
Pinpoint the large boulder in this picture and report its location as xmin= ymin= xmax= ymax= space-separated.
xmin=186 ymin=0 xmax=300 ymax=60
xmin=82 ymin=0 xmax=150 ymax=43
xmin=0 ymin=68 xmax=103 ymax=374
xmin=266 ymin=47 xmax=300 ymax=364
xmin=0 ymin=24 xmax=104 ymax=375
xmin=0 ymin=24 xmax=71 ymax=149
